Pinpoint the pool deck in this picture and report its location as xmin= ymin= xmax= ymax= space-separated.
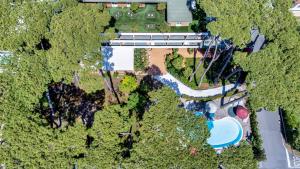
xmin=213 ymin=96 xmax=251 ymax=141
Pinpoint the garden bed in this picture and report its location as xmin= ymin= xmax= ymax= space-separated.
xmin=134 ymin=48 xmax=148 ymax=71
xmin=165 ymin=49 xmax=214 ymax=89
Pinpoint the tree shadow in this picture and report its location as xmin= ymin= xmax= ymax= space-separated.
xmin=190 ymin=48 xmax=199 ymax=86
xmin=191 ymin=4 xmax=207 ymax=32
xmin=36 ymin=38 xmax=51 ymax=51
xmin=133 ymin=74 xmax=164 ymax=121
xmin=107 ymin=71 xmax=121 ymax=104
xmin=146 ymin=64 xmax=162 ymax=76
xmin=101 ymin=46 xmax=115 ymax=71
xmin=37 ymin=82 xmax=105 ymax=128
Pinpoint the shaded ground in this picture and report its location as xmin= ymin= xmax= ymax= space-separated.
xmin=39 ymin=82 xmax=105 ymax=128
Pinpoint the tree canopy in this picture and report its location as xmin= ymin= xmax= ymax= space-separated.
xmin=47 ymin=3 xmax=111 ymax=82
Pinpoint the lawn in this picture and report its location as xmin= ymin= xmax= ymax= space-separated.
xmin=171 ymin=26 xmax=191 ymax=32
xmin=165 ymin=50 xmax=215 ymax=90
xmin=79 ymin=70 xmax=104 ymax=93
xmin=185 ymin=58 xmax=209 ymax=87
xmin=110 ymin=4 xmax=168 ymax=32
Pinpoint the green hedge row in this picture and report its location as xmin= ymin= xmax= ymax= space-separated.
xmin=247 ymin=102 xmax=266 ymax=161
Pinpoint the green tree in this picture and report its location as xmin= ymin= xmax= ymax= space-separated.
xmin=219 ymin=142 xmax=258 ymax=169
xmin=79 ymin=105 xmax=130 ymax=168
xmin=122 ymin=87 xmax=218 ymax=168
xmin=48 ymin=3 xmax=110 ymax=82
xmin=119 ymin=75 xmax=138 ymax=94
xmin=127 ymin=92 xmax=140 ymax=110
xmin=158 ymin=23 xmax=171 ymax=32
xmin=0 ymin=1 xmax=53 ymax=51
xmin=157 ymin=3 xmax=166 ymax=11
xmin=2 ymin=51 xmax=50 ymax=110
xmin=130 ymin=3 xmax=140 ymax=13
xmin=199 ymin=0 xmax=264 ymax=46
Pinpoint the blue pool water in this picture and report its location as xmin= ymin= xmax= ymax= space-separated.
xmin=206 ymin=117 xmax=243 ymax=149
xmin=194 ymin=111 xmax=203 ymax=117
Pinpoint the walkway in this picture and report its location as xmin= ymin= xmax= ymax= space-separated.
xmin=154 ymin=73 xmax=237 ymax=97
xmin=148 ymin=48 xmax=172 ymax=74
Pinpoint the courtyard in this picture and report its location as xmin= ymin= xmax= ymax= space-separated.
xmin=109 ymin=4 xmax=193 ymax=32
xmin=110 ymin=4 xmax=168 ymax=32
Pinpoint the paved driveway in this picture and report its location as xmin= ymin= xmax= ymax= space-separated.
xmin=257 ymin=109 xmax=290 ymax=169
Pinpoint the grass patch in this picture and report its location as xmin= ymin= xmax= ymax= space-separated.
xmin=110 ymin=4 xmax=168 ymax=32
xmin=166 ymin=53 xmax=210 ymax=89
xmin=185 ymin=58 xmax=209 ymax=85
xmin=171 ymin=26 xmax=191 ymax=32
xmin=79 ymin=71 xmax=104 ymax=93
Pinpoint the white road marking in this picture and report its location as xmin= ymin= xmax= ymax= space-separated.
xmin=293 ymin=156 xmax=300 ymax=168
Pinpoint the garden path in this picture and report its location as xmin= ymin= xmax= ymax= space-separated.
xmin=148 ymin=48 xmax=172 ymax=75
xmin=155 ymin=73 xmax=239 ymax=97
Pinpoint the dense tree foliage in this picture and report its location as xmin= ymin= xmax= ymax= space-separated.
xmin=219 ymin=141 xmax=258 ymax=169
xmin=0 ymin=1 xmax=117 ymax=167
xmin=122 ymin=87 xmax=219 ymax=168
xmin=0 ymin=2 xmax=52 ymax=50
xmin=0 ymin=105 xmax=129 ymax=168
xmin=48 ymin=3 xmax=111 ymax=82
xmin=130 ymin=2 xmax=140 ymax=13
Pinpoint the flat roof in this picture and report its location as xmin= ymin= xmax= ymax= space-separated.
xmin=102 ymin=47 xmax=134 ymax=71
xmin=167 ymin=0 xmax=192 ymax=23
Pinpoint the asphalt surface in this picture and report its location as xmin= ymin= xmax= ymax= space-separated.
xmin=257 ymin=109 xmax=289 ymax=169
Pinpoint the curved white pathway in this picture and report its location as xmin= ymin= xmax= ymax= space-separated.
xmin=155 ymin=73 xmax=237 ymax=98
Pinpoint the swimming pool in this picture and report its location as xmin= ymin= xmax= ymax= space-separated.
xmin=206 ymin=117 xmax=243 ymax=149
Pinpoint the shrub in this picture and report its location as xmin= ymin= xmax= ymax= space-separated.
xmin=130 ymin=3 xmax=139 ymax=13
xmin=157 ymin=3 xmax=166 ymax=11
xmin=247 ymin=101 xmax=266 ymax=161
xmin=158 ymin=23 xmax=171 ymax=32
xmin=188 ymin=48 xmax=194 ymax=54
xmin=119 ymin=75 xmax=138 ymax=94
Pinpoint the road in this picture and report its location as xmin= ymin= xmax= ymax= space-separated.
xmin=257 ymin=109 xmax=290 ymax=169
